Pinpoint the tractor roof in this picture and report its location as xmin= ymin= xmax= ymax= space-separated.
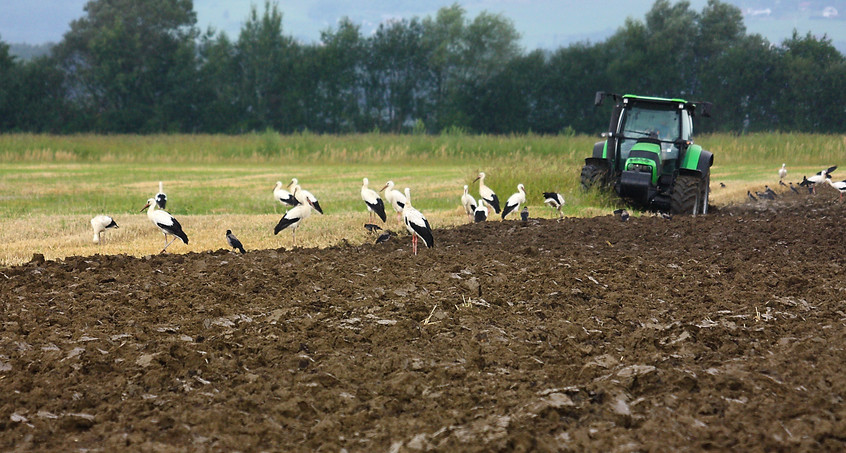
xmin=594 ymin=91 xmax=712 ymax=117
xmin=622 ymin=94 xmax=688 ymax=104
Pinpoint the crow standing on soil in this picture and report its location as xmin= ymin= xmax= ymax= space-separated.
xmin=789 ymin=182 xmax=800 ymax=194
xmin=520 ymin=206 xmax=529 ymax=222
xmin=613 ymin=209 xmax=629 ymax=222
xmin=747 ymin=191 xmax=758 ymax=202
xmin=765 ymin=185 xmax=778 ymax=199
xmin=375 ymin=231 xmax=395 ymax=244
xmin=226 ymin=230 xmax=246 ymax=253
xmin=364 ymin=223 xmax=382 ymax=233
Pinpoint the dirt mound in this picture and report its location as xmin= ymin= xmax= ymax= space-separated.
xmin=2 ymin=193 xmax=845 ymax=451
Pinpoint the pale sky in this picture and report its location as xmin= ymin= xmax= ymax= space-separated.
xmin=0 ymin=0 xmax=704 ymax=50
xmin=1 ymin=0 xmax=844 ymax=53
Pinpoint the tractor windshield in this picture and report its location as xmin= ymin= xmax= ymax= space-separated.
xmin=617 ymin=103 xmax=683 ymax=164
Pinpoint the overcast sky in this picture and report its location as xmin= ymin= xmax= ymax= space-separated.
xmin=1 ymin=0 xmax=844 ymax=52
xmin=0 ymin=0 xmax=707 ymax=50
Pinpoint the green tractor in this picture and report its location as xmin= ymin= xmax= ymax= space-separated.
xmin=581 ymin=92 xmax=714 ymax=215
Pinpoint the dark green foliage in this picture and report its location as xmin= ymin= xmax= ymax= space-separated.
xmin=0 ymin=0 xmax=844 ymax=134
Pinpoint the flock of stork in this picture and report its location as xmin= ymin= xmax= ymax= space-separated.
xmin=746 ymin=164 xmax=845 ymax=202
xmin=89 ymin=173 xmax=567 ymax=256
xmin=88 ymin=164 xmax=844 ymax=256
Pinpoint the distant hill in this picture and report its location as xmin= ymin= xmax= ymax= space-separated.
xmin=9 ymin=43 xmax=54 ymax=61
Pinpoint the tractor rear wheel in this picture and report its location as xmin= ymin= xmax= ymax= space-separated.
xmin=580 ymin=162 xmax=608 ymax=191
xmin=671 ymin=174 xmax=702 ymax=215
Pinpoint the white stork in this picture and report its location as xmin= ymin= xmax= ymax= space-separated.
xmin=473 ymin=172 xmax=500 ymax=214
xmin=273 ymin=188 xmax=313 ymax=246
xmin=778 ymin=163 xmax=787 ymax=180
xmin=141 ymin=198 xmax=188 ymax=253
xmin=800 ymin=165 xmax=837 ymax=194
xmin=461 ymin=185 xmax=476 ymax=221
xmin=155 ymin=181 xmax=167 ymax=209
xmin=402 ymin=188 xmax=434 ymax=255
xmin=288 ymin=178 xmax=323 ymax=214
xmin=474 ymin=199 xmax=488 ymax=223
xmin=90 ymin=215 xmax=118 ymax=244
xmin=361 ymin=178 xmax=387 ymax=223
xmin=543 ymin=192 xmax=565 ymax=219
xmin=380 ymin=180 xmax=407 ymax=224
xmin=826 ymin=178 xmax=846 ymax=201
xmin=273 ymin=181 xmax=298 ymax=208
xmin=501 ymin=183 xmax=526 ymax=219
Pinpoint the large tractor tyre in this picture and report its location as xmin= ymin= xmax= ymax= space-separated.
xmin=580 ymin=163 xmax=608 ymax=191
xmin=671 ymin=174 xmax=702 ymax=215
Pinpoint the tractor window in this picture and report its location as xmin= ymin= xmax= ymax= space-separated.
xmin=681 ymin=110 xmax=692 ymax=140
xmin=617 ymin=105 xmax=681 ymax=163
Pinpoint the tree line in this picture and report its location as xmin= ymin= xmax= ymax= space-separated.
xmin=1 ymin=0 xmax=844 ymax=135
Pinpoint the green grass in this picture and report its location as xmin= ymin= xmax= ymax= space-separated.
xmin=1 ymin=131 xmax=842 ymax=218
xmin=2 ymin=131 xmax=843 ymax=204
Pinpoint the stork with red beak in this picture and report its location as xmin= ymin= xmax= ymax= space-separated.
xmin=380 ymin=180 xmax=407 ymax=224
xmin=461 ymin=185 xmax=476 ymax=222
xmin=826 ymin=178 xmax=846 ymax=201
xmin=800 ymin=165 xmax=837 ymax=194
xmin=361 ymin=178 xmax=387 ymax=223
xmin=141 ymin=198 xmax=188 ymax=253
xmin=473 ymin=172 xmax=500 ymax=214
xmin=501 ymin=183 xmax=526 ymax=220
xmin=402 ymin=187 xmax=434 ymax=255
xmin=288 ymin=178 xmax=323 ymax=214
xmin=274 ymin=187 xmax=315 ymax=246
xmin=273 ymin=180 xmax=298 ymax=208
xmin=91 ymin=215 xmax=119 ymax=244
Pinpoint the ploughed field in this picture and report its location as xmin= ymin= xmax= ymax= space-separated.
xmin=1 ymin=193 xmax=845 ymax=452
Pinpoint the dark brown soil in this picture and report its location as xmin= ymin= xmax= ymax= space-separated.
xmin=2 ymin=194 xmax=845 ymax=452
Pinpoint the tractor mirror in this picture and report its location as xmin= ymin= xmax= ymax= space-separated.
xmin=594 ymin=91 xmax=605 ymax=107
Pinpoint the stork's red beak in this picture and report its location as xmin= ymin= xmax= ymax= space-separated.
xmin=473 ymin=176 xmax=480 ymax=182
xmin=140 ymin=202 xmax=151 ymax=212
xmin=379 ymin=184 xmax=388 ymax=192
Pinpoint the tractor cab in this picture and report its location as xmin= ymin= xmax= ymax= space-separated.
xmin=583 ymin=92 xmax=713 ymax=214
xmin=618 ymin=99 xmax=690 ymax=164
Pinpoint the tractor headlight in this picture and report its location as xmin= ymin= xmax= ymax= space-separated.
xmin=629 ymin=163 xmax=652 ymax=173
